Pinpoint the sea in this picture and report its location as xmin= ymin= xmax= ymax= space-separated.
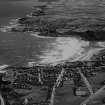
xmin=0 ymin=0 xmax=105 ymax=67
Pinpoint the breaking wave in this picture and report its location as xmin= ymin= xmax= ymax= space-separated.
xmin=0 ymin=18 xmax=19 ymax=33
xmin=31 ymin=33 xmax=54 ymax=39
xmin=38 ymin=37 xmax=105 ymax=65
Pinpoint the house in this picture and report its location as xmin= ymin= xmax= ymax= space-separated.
xmin=73 ymin=87 xmax=89 ymax=97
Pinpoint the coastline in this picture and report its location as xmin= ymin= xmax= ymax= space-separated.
xmin=1 ymin=1 xmax=105 ymax=105
xmin=1 ymin=5 xmax=105 ymax=66
xmin=2 ymin=18 xmax=105 ymax=41
xmin=1 ymin=1 xmax=105 ymax=41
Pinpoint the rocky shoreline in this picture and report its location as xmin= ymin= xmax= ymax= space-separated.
xmin=1 ymin=2 xmax=105 ymax=41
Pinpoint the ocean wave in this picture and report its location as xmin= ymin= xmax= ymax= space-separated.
xmin=0 ymin=18 xmax=19 ymax=33
xmin=0 ymin=64 xmax=9 ymax=73
xmin=0 ymin=26 xmax=12 ymax=32
xmin=31 ymin=33 xmax=55 ymax=39
xmin=9 ymin=18 xmax=19 ymax=25
xmin=39 ymin=37 xmax=105 ymax=65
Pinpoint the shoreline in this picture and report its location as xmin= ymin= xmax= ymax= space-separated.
xmin=1 ymin=18 xmax=105 ymax=41
xmin=1 ymin=1 xmax=105 ymax=67
xmin=1 ymin=3 xmax=105 ymax=41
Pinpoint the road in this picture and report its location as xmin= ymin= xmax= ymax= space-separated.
xmin=0 ymin=92 xmax=5 ymax=105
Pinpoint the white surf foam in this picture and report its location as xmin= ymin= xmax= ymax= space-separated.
xmin=9 ymin=18 xmax=19 ymax=25
xmin=0 ymin=18 xmax=19 ymax=33
xmin=39 ymin=37 xmax=105 ymax=65
xmin=0 ymin=64 xmax=9 ymax=73
xmin=31 ymin=33 xmax=54 ymax=39
xmin=0 ymin=26 xmax=12 ymax=32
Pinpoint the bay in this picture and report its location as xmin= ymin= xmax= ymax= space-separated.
xmin=0 ymin=0 xmax=105 ymax=66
